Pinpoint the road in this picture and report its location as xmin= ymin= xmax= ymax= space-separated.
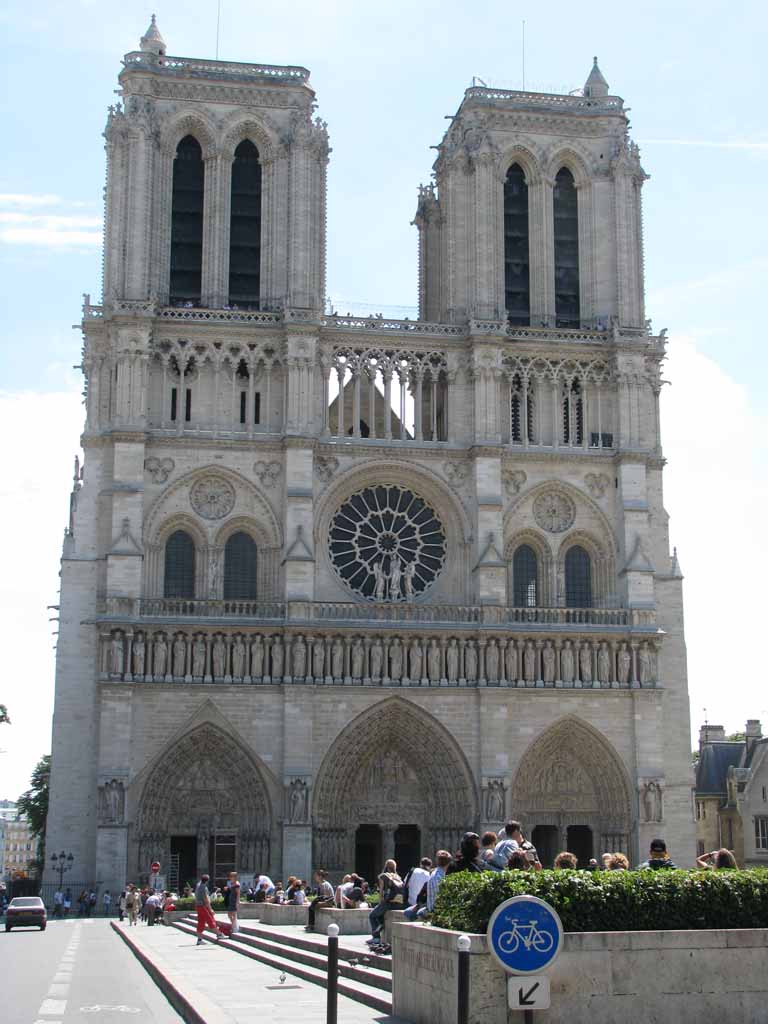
xmin=2 ymin=917 xmax=181 ymax=1024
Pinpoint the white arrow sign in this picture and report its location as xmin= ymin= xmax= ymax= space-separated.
xmin=508 ymin=974 xmax=550 ymax=1011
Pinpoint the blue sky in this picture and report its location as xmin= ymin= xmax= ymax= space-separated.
xmin=1 ymin=0 xmax=766 ymax=797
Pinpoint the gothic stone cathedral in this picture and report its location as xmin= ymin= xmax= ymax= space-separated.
xmin=45 ymin=18 xmax=695 ymax=893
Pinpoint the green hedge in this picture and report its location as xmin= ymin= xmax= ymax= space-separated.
xmin=430 ymin=869 xmax=768 ymax=934
xmin=169 ymin=896 xmax=224 ymax=911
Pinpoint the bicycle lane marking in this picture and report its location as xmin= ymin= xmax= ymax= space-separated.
xmin=34 ymin=921 xmax=83 ymax=1021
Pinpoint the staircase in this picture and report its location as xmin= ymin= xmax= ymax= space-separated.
xmin=172 ymin=916 xmax=392 ymax=1014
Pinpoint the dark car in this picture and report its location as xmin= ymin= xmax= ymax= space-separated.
xmin=5 ymin=896 xmax=47 ymax=931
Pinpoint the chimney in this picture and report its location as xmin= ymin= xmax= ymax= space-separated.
xmin=699 ymin=724 xmax=726 ymax=751
xmin=746 ymin=719 xmax=763 ymax=757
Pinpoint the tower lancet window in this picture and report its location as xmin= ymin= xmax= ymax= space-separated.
xmin=229 ymin=139 xmax=262 ymax=309
xmin=553 ymin=167 xmax=580 ymax=328
xmin=504 ymin=163 xmax=530 ymax=325
xmin=223 ymin=532 xmax=258 ymax=600
xmin=170 ymin=136 xmax=205 ymax=306
xmin=565 ymin=545 xmax=592 ymax=607
xmin=513 ymin=544 xmax=538 ymax=607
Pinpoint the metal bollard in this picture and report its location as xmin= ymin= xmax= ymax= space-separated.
xmin=326 ymin=922 xmax=339 ymax=1024
xmin=457 ymin=933 xmax=471 ymax=1024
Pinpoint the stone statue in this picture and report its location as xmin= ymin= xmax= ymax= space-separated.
xmin=409 ymin=638 xmax=423 ymax=681
xmin=271 ymin=637 xmax=284 ymax=680
xmin=428 ymin=639 xmax=441 ymax=681
xmin=639 ymin=643 xmax=653 ymax=684
xmin=373 ymin=560 xmax=386 ymax=602
xmin=351 ymin=638 xmax=364 ymax=679
xmin=389 ymin=555 xmax=402 ymax=601
xmin=579 ymin=643 xmax=592 ymax=683
xmin=153 ymin=634 xmax=167 ymax=678
xmin=389 ymin=638 xmax=403 ymax=681
xmin=446 ymin=638 xmax=459 ymax=682
xmin=506 ymin=640 xmax=518 ymax=683
xmin=597 ymin=642 xmax=611 ymax=683
xmin=561 ymin=640 xmax=574 ymax=683
xmin=231 ymin=635 xmax=246 ymax=679
xmin=618 ymin=643 xmax=631 ymax=684
xmin=132 ymin=633 xmax=145 ymax=678
xmin=404 ymin=560 xmax=416 ymax=601
xmin=192 ymin=635 xmax=206 ymax=678
xmin=465 ymin=642 xmax=477 ymax=682
xmin=288 ymin=778 xmax=309 ymax=823
xmin=251 ymin=635 xmax=264 ymax=679
xmin=313 ymin=637 xmax=325 ymax=679
xmin=643 ymin=780 xmax=663 ymax=822
xmin=485 ymin=779 xmax=505 ymax=822
xmin=370 ymin=638 xmax=383 ymax=679
xmin=292 ymin=636 xmax=307 ymax=679
xmin=98 ymin=780 xmax=124 ymax=823
xmin=331 ymin=637 xmax=344 ymax=679
xmin=524 ymin=640 xmax=536 ymax=681
xmin=212 ymin=635 xmax=227 ymax=678
xmin=542 ymin=642 xmax=555 ymax=683
xmin=173 ymin=633 xmax=186 ymax=677
xmin=209 ymin=551 xmax=220 ymax=595
xmin=486 ymin=639 xmax=499 ymax=682
xmin=111 ymin=631 xmax=124 ymax=675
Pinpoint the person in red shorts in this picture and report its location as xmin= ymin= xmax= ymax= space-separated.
xmin=194 ymin=873 xmax=221 ymax=945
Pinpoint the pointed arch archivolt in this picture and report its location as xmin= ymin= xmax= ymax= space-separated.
xmin=312 ymin=696 xmax=477 ymax=830
xmin=159 ymin=108 xmax=218 ymax=160
xmin=511 ymin=715 xmax=632 ymax=831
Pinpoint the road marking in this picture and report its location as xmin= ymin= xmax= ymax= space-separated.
xmin=38 ymin=1000 xmax=67 ymax=1015
xmin=80 ymin=1006 xmax=142 ymax=1014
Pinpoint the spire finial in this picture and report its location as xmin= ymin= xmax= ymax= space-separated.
xmin=584 ymin=56 xmax=609 ymax=98
xmin=140 ymin=14 xmax=167 ymax=56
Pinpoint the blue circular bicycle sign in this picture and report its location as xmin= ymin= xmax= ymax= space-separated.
xmin=486 ymin=895 xmax=563 ymax=975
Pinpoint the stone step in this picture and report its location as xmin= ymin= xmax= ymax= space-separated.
xmin=172 ymin=920 xmax=392 ymax=1014
xmin=236 ymin=920 xmax=393 ymax=974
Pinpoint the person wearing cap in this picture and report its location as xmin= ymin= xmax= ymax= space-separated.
xmin=639 ymin=838 xmax=677 ymax=870
xmin=194 ymin=873 xmax=222 ymax=945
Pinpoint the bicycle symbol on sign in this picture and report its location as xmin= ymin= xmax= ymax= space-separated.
xmin=497 ymin=918 xmax=555 ymax=955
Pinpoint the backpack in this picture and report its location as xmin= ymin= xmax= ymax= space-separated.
xmin=382 ymin=873 xmax=405 ymax=902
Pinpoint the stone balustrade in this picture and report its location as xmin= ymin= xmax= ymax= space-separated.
xmin=99 ymin=596 xmax=653 ymax=629
xmin=99 ymin=627 xmax=660 ymax=689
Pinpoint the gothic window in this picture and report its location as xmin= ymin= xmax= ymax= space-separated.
xmin=223 ymin=532 xmax=258 ymax=600
xmin=170 ymin=136 xmax=205 ymax=306
xmin=565 ymin=545 xmax=592 ymax=607
xmin=229 ymin=140 xmax=262 ymax=309
xmin=329 ymin=485 xmax=447 ymax=601
xmin=513 ymin=545 xmax=538 ymax=607
xmin=553 ymin=167 xmax=580 ymax=328
xmin=504 ymin=163 xmax=530 ymax=326
xmin=563 ymin=378 xmax=584 ymax=444
xmin=164 ymin=530 xmax=196 ymax=598
xmin=510 ymin=374 xmax=535 ymax=443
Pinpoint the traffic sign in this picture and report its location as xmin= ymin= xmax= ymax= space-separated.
xmin=508 ymin=975 xmax=550 ymax=1011
xmin=486 ymin=896 xmax=563 ymax=975
xmin=150 ymin=861 xmax=161 ymax=873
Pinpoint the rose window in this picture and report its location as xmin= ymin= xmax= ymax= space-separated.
xmin=190 ymin=476 xmax=236 ymax=520
xmin=329 ymin=485 xmax=447 ymax=601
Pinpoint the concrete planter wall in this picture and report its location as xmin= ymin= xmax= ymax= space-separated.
xmin=315 ymin=906 xmax=371 ymax=934
xmin=391 ymin=921 xmax=768 ymax=1024
xmin=242 ymin=903 xmax=308 ymax=925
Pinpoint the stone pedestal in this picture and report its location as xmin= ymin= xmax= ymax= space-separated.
xmin=96 ymin=825 xmax=128 ymax=897
xmin=282 ymin=823 xmax=312 ymax=881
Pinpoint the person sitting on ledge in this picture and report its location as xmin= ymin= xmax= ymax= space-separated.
xmin=696 ymin=847 xmax=737 ymax=869
xmin=367 ymin=859 xmax=405 ymax=945
xmin=553 ymin=851 xmax=578 ymax=869
xmin=306 ymin=869 xmax=335 ymax=931
xmin=639 ymin=838 xmax=677 ymax=869
xmin=446 ymin=832 xmax=485 ymax=874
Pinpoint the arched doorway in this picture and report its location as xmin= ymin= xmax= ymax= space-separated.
xmin=313 ymin=697 xmax=477 ymax=881
xmin=512 ymin=717 xmax=632 ymax=865
xmin=134 ymin=723 xmax=274 ymax=888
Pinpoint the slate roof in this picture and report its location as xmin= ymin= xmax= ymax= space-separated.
xmin=695 ymin=741 xmax=745 ymax=796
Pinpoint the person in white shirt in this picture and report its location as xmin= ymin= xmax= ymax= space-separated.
xmin=256 ymin=874 xmax=275 ymax=895
xmin=406 ymin=858 xmax=432 ymax=907
xmin=491 ymin=821 xmax=523 ymax=869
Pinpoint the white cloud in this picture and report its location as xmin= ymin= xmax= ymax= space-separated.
xmin=661 ymin=335 xmax=768 ymax=743
xmin=0 ymin=389 xmax=84 ymax=800
xmin=0 ymin=196 xmax=102 ymax=248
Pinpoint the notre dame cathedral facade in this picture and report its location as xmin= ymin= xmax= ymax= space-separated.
xmin=45 ymin=18 xmax=695 ymax=894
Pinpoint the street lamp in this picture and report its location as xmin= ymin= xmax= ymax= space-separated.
xmin=51 ymin=850 xmax=74 ymax=888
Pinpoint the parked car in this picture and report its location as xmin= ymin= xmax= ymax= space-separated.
xmin=5 ymin=896 xmax=47 ymax=931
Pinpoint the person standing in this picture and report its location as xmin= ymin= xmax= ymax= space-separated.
xmin=53 ymin=889 xmax=64 ymax=918
xmin=639 ymin=838 xmax=678 ymax=870
xmin=126 ymin=885 xmax=140 ymax=926
xmin=63 ymin=889 xmax=72 ymax=917
xmin=102 ymin=889 xmax=112 ymax=917
xmin=194 ymin=873 xmax=221 ymax=945
xmin=226 ymin=871 xmax=241 ymax=934
xmin=118 ymin=890 xmax=127 ymax=922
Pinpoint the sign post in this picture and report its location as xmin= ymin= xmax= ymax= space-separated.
xmin=486 ymin=895 xmax=563 ymax=1021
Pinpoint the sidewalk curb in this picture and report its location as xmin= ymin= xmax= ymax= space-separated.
xmin=110 ymin=921 xmax=223 ymax=1024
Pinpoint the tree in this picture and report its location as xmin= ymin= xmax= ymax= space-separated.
xmin=0 ymin=704 xmax=9 ymax=724
xmin=17 ymin=755 xmax=51 ymax=871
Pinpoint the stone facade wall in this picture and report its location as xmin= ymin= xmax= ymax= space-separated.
xmin=44 ymin=26 xmax=696 ymax=896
